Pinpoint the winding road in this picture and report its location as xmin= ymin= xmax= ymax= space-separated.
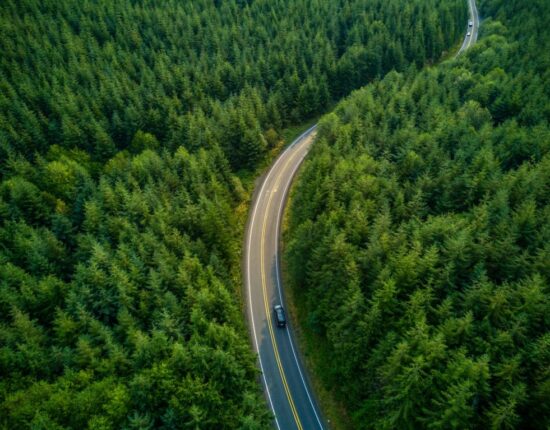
xmin=244 ymin=2 xmax=479 ymax=429
xmin=245 ymin=125 xmax=323 ymax=430
xmin=457 ymin=0 xmax=480 ymax=56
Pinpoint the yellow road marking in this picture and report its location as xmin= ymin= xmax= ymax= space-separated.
xmin=261 ymin=144 xmax=304 ymax=430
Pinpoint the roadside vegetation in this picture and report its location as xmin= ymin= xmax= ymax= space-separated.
xmin=0 ymin=0 xmax=467 ymax=428
xmin=285 ymin=0 xmax=550 ymax=428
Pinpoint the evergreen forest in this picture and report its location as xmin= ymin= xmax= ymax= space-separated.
xmin=286 ymin=0 xmax=550 ymax=428
xmin=0 ymin=0 xmax=469 ymax=429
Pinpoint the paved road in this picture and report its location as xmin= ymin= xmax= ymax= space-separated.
xmin=457 ymin=0 xmax=479 ymax=57
xmin=244 ymin=2 xmax=479 ymax=429
xmin=245 ymin=125 xmax=324 ymax=430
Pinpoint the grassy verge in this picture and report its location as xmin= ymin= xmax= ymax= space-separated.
xmin=237 ymin=115 xmax=322 ymax=191
xmin=280 ymin=116 xmax=320 ymax=145
xmin=441 ymin=36 xmax=468 ymax=61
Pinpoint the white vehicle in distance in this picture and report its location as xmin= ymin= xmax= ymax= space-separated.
xmin=469 ymin=20 xmax=473 ymax=27
xmin=467 ymin=31 xmax=471 ymax=37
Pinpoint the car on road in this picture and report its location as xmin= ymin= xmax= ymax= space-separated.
xmin=273 ymin=304 xmax=286 ymax=327
xmin=467 ymin=31 xmax=471 ymax=37
xmin=469 ymin=20 xmax=473 ymax=27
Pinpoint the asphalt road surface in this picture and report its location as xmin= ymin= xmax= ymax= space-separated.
xmin=457 ymin=0 xmax=480 ymax=57
xmin=245 ymin=1 xmax=479 ymax=428
xmin=245 ymin=125 xmax=324 ymax=430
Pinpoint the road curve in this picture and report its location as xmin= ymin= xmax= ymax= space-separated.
xmin=245 ymin=2 xmax=479 ymax=429
xmin=457 ymin=0 xmax=480 ymax=57
xmin=245 ymin=125 xmax=324 ymax=430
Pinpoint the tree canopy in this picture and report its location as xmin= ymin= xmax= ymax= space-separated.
xmin=0 ymin=0 xmax=467 ymax=428
xmin=286 ymin=0 xmax=550 ymax=428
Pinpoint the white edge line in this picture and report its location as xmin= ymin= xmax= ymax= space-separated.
xmin=273 ymin=139 xmax=325 ymax=430
xmin=246 ymin=124 xmax=317 ymax=429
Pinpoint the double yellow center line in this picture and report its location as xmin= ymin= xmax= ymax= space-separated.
xmin=260 ymin=145 xmax=304 ymax=430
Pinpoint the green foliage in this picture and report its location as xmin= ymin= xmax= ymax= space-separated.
xmin=0 ymin=148 xmax=270 ymax=428
xmin=285 ymin=1 xmax=550 ymax=428
xmin=0 ymin=0 xmax=468 ymax=427
xmin=0 ymin=0 xmax=466 ymax=170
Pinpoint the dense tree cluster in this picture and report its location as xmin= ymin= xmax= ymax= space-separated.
xmin=0 ymin=145 xmax=272 ymax=429
xmin=0 ymin=0 xmax=467 ymax=428
xmin=0 ymin=0 xmax=466 ymax=170
xmin=286 ymin=0 xmax=550 ymax=428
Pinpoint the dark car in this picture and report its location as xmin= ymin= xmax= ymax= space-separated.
xmin=273 ymin=304 xmax=286 ymax=328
